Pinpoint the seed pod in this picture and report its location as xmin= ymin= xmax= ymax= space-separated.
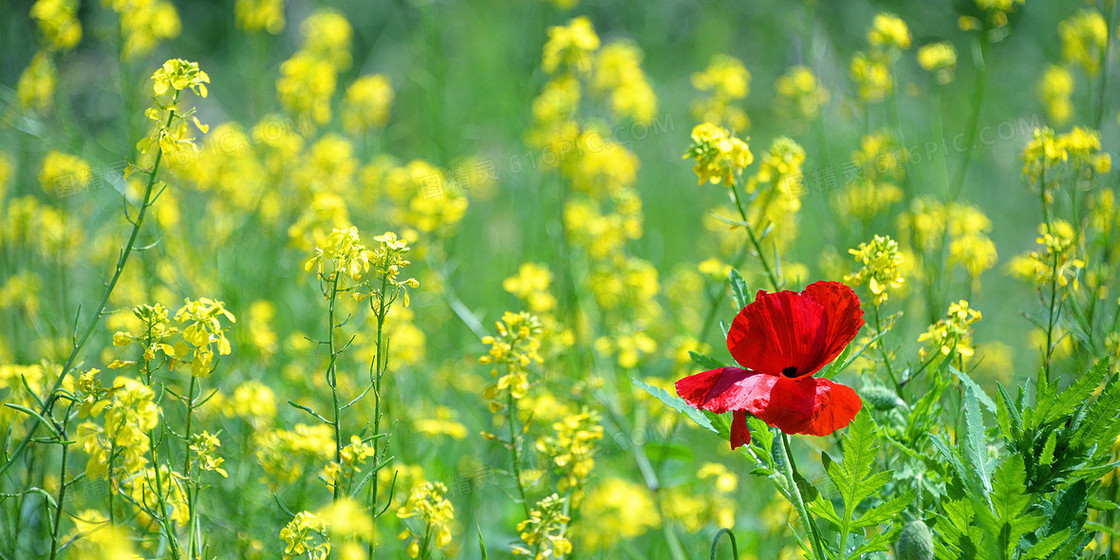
xmin=896 ymin=520 xmax=934 ymax=560
xmin=861 ymin=385 xmax=907 ymax=411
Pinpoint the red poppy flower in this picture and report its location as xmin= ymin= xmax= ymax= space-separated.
xmin=676 ymin=281 xmax=864 ymax=449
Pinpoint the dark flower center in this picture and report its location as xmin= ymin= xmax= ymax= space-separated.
xmin=782 ymin=366 xmax=799 ymax=378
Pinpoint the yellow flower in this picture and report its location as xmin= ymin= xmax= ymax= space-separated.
xmin=1059 ymin=10 xmax=1108 ymax=75
xmin=576 ymin=477 xmax=660 ymax=550
xmin=16 ymin=51 xmax=56 ymax=112
xmin=30 ymin=0 xmax=82 ymax=51
xmin=683 ymin=123 xmax=753 ymax=185
xmin=594 ymin=42 xmax=658 ymax=124
xmin=1038 ymin=65 xmax=1074 ymax=125
xmin=845 ymin=234 xmax=905 ymax=306
xmin=868 ymin=13 xmax=911 ymax=50
xmin=235 ymin=0 xmax=285 ymax=33
xmin=542 ymin=16 xmax=600 ymax=75
xmin=342 ymin=74 xmax=394 ymax=134
xmin=774 ymin=65 xmax=828 ymax=120
xmin=917 ymin=41 xmax=957 ymax=83
xmin=918 ymin=300 xmax=982 ymax=362
xmin=397 ymin=481 xmax=455 ymax=559
xmin=38 ymin=150 xmax=92 ymax=198
xmin=692 ymin=54 xmax=750 ymax=130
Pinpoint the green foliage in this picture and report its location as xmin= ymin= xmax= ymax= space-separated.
xmin=812 ymin=411 xmax=913 ymax=559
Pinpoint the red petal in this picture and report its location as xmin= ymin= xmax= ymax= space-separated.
xmin=676 ymin=367 xmax=765 ymax=413
xmin=726 ymin=281 xmax=864 ymax=377
xmin=730 ymin=409 xmax=751 ymax=449
xmin=727 ymin=289 xmax=826 ymax=376
xmin=750 ymin=376 xmax=862 ymax=436
xmin=800 ymin=281 xmax=865 ymax=374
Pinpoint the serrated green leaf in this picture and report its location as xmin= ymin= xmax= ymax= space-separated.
xmin=975 ymin=455 xmax=1043 ymax=559
xmin=1040 ymin=431 xmax=1058 ymax=466
xmin=930 ymin=434 xmax=972 ymax=494
xmin=962 ymin=385 xmax=992 ymax=502
xmin=688 ymin=350 xmax=731 ymax=371
xmin=951 ymin=366 xmax=997 ymax=414
xmin=1024 ymin=528 xmax=1070 ymax=560
xmin=857 ymin=490 xmax=914 ymax=526
xmin=729 ymin=268 xmax=751 ymax=309
xmin=996 ymin=382 xmax=1022 ymax=440
xmin=1072 ymin=374 xmax=1120 ymax=450
xmin=632 ymin=378 xmax=717 ymax=434
xmin=1034 ymin=359 xmax=1109 ymax=429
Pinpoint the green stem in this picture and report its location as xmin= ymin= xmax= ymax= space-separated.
xmin=182 ymin=375 xmax=198 ymax=559
xmin=779 ymin=433 xmax=826 ymax=560
xmin=507 ymin=387 xmax=531 ymax=521
xmin=47 ymin=424 xmax=71 ymax=560
xmin=327 ymin=272 xmax=343 ymax=503
xmin=0 ymin=95 xmax=180 ymax=480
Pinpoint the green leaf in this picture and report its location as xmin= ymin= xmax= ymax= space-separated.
xmin=4 ymin=403 xmax=59 ymax=438
xmin=950 ymin=366 xmax=997 ymax=414
xmin=961 ymin=384 xmax=992 ymax=503
xmin=1033 ymin=359 xmax=1109 ymax=429
xmin=930 ymin=434 xmax=971 ymax=493
xmin=975 ymin=455 xmax=1044 ymax=559
xmin=1024 ymin=529 xmax=1070 ymax=560
xmin=689 ymin=350 xmax=731 ymax=371
xmin=729 ymin=268 xmax=751 ymax=309
xmin=632 ymin=378 xmax=716 ymax=434
xmin=1039 ymin=431 xmax=1057 ymax=466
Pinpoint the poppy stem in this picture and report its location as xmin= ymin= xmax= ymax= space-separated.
xmin=778 ymin=433 xmax=827 ymax=560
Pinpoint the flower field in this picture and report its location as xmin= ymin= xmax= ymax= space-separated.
xmin=2 ymin=0 xmax=1120 ymax=558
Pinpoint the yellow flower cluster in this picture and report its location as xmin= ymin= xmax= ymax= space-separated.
xmin=276 ymin=10 xmax=352 ymax=126
xmin=322 ymin=435 xmax=376 ymax=489
xmin=173 ymin=297 xmax=236 ymax=377
xmin=575 ymin=477 xmax=660 ymax=551
xmin=253 ymin=423 xmax=334 ymax=487
xmin=65 ymin=510 xmax=140 ymax=560
xmin=774 ymin=65 xmax=829 ymax=120
xmin=918 ymin=300 xmax=983 ymax=362
xmin=280 ymin=511 xmax=330 ymax=560
xmin=104 ymin=0 xmax=181 ymax=59
xmin=832 ymin=131 xmax=904 ymax=223
xmin=845 ymin=234 xmax=906 ymax=306
xmin=1009 ymin=220 xmax=1084 ymax=290
xmin=305 ymin=226 xmax=374 ymax=284
xmin=1022 ymin=126 xmax=1110 ymax=189
xmin=851 ymin=13 xmax=909 ymax=103
xmin=593 ymin=42 xmax=658 ymax=124
xmin=342 ymin=74 xmax=394 ymax=134
xmin=76 ymin=376 xmax=160 ymax=480
xmin=917 ymin=41 xmax=957 ymax=84
xmin=535 ymin=409 xmax=604 ymax=492
xmin=30 ymin=0 xmax=82 ymax=51
xmin=397 ymin=481 xmax=455 ymax=559
xmin=898 ymin=198 xmax=998 ymax=283
xmin=683 ymin=122 xmax=753 ymax=186
xmin=1038 ymin=65 xmax=1074 ymax=125
xmin=691 ymin=54 xmax=750 ymax=131
xmin=512 ymin=493 xmax=572 ymax=559
xmin=972 ymin=0 xmax=1025 ymax=29
xmin=190 ymin=431 xmax=228 ymax=478
xmin=542 ymin=16 xmax=600 ymax=75
xmin=868 ymin=13 xmax=911 ymax=49
xmin=139 ymin=59 xmax=210 ymax=160
xmin=1059 ymin=10 xmax=1108 ymax=76
xmin=37 ymin=150 xmax=92 ymax=198
xmin=236 ymin=0 xmax=285 ymax=34
xmin=224 ymin=379 xmax=277 ymax=427
xmin=16 ymin=52 xmax=56 ymax=112
xmin=481 ymin=311 xmax=544 ymax=408
xmin=664 ymin=462 xmax=739 ymax=531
